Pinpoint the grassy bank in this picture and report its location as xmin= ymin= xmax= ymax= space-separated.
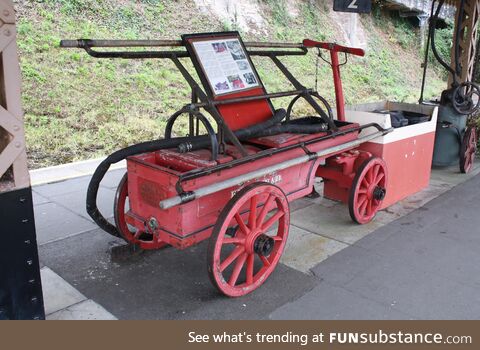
xmin=15 ymin=0 xmax=447 ymax=168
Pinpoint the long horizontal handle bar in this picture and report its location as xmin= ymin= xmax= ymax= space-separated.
xmin=60 ymin=39 xmax=305 ymax=49
xmin=159 ymin=127 xmax=392 ymax=210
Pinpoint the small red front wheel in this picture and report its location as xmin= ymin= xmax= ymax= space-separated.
xmin=114 ymin=173 xmax=167 ymax=250
xmin=349 ymin=157 xmax=388 ymax=225
xmin=207 ymin=182 xmax=290 ymax=297
xmin=460 ymin=126 xmax=477 ymax=174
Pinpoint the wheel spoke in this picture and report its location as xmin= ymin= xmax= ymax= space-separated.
xmin=228 ymin=253 xmax=247 ymax=286
xmin=234 ymin=213 xmax=249 ymax=235
xmin=248 ymin=195 xmax=258 ymax=230
xmin=367 ymin=168 xmax=374 ymax=184
xmin=256 ymin=194 xmax=274 ymax=228
xmin=220 ymin=245 xmax=245 ymax=272
xmin=359 ymin=197 xmax=368 ymax=215
xmin=259 ymin=254 xmax=271 ymax=267
xmin=261 ymin=210 xmax=285 ymax=232
xmin=374 ymin=173 xmax=385 ymax=185
xmin=372 ymin=164 xmax=380 ymax=182
xmin=366 ymin=199 xmax=373 ymax=216
xmin=358 ymin=194 xmax=368 ymax=208
xmin=362 ymin=177 xmax=370 ymax=187
xmin=246 ymin=254 xmax=254 ymax=285
xmin=358 ymin=187 xmax=367 ymax=194
xmin=222 ymin=237 xmax=245 ymax=245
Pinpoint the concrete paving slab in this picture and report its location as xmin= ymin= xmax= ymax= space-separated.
xmin=34 ymin=202 xmax=97 ymax=245
xmin=30 ymin=167 xmax=85 ymax=187
xmin=46 ymin=299 xmax=117 ymax=320
xmin=34 ymin=176 xmax=92 ymax=198
xmin=32 ymin=191 xmax=50 ymax=206
xmin=430 ymin=163 xmax=480 ymax=187
xmin=97 ymin=168 xmax=126 ymax=190
xmin=280 ymin=225 xmax=348 ymax=273
xmin=381 ymin=182 xmax=450 ymax=219
xmin=38 ymin=229 xmax=318 ymax=320
xmin=72 ymin=159 xmax=126 ymax=175
xmin=291 ymin=203 xmax=387 ymax=245
xmin=30 ymin=158 xmax=126 ymax=186
xmin=269 ymin=281 xmax=413 ymax=320
xmin=50 ymin=187 xmax=116 ymax=221
xmin=41 ymin=267 xmax=87 ymax=315
xmin=289 ymin=198 xmax=314 ymax=213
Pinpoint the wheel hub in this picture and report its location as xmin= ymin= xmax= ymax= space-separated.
xmin=253 ymin=234 xmax=275 ymax=257
xmin=373 ymin=186 xmax=386 ymax=201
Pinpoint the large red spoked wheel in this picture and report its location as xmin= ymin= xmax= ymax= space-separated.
xmin=460 ymin=126 xmax=477 ymax=174
xmin=349 ymin=157 xmax=388 ymax=225
xmin=114 ymin=173 xmax=167 ymax=250
xmin=207 ymin=182 xmax=290 ymax=297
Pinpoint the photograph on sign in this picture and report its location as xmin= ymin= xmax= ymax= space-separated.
xmin=192 ymin=38 xmax=259 ymax=95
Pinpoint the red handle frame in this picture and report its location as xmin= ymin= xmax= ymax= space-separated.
xmin=303 ymin=39 xmax=365 ymax=122
xmin=303 ymin=39 xmax=365 ymax=57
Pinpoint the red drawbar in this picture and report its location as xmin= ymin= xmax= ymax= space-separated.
xmin=216 ymin=87 xmax=273 ymax=130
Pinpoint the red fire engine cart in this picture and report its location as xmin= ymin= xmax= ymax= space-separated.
xmin=61 ymin=32 xmax=392 ymax=297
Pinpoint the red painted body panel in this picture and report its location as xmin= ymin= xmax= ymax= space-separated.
xmin=357 ymin=133 xmax=435 ymax=209
xmin=126 ymin=124 xmax=360 ymax=249
xmin=321 ymin=132 xmax=435 ymax=209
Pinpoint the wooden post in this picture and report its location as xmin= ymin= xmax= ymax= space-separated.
xmin=0 ymin=0 xmax=29 ymax=191
xmin=448 ymin=0 xmax=480 ymax=86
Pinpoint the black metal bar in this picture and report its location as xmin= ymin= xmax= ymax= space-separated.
xmin=60 ymin=39 xmax=308 ymax=60
xmin=60 ymin=39 xmax=305 ymax=49
xmin=84 ymin=46 xmax=189 ymax=59
xmin=192 ymin=89 xmax=310 ymax=108
xmin=189 ymin=90 xmax=197 ymax=136
xmin=0 ymin=187 xmax=45 ymax=320
xmin=165 ymin=110 xmax=219 ymax=161
xmin=419 ymin=0 xmax=436 ymax=104
xmin=177 ymin=122 xmax=389 ymax=183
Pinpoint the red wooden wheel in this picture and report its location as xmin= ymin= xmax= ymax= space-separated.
xmin=349 ymin=157 xmax=387 ymax=225
xmin=460 ymin=126 xmax=477 ymax=174
xmin=114 ymin=173 xmax=167 ymax=250
xmin=207 ymin=182 xmax=290 ymax=297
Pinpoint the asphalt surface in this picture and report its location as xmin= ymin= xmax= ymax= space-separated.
xmin=36 ymin=170 xmax=480 ymax=319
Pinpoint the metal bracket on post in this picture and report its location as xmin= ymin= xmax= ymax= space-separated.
xmin=0 ymin=0 xmax=45 ymax=320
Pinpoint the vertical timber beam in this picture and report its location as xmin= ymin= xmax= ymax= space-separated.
xmin=0 ymin=0 xmax=45 ymax=320
xmin=448 ymin=0 xmax=480 ymax=86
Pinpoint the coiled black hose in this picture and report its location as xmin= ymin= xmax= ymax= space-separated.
xmin=87 ymin=136 xmax=194 ymax=237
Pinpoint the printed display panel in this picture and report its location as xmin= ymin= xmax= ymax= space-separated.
xmin=191 ymin=37 xmax=260 ymax=96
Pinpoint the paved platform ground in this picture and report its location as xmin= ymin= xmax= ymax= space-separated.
xmin=34 ymin=163 xmax=480 ymax=319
